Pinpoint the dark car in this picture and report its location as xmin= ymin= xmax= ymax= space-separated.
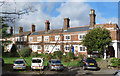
xmin=0 ymin=58 xmax=4 ymax=66
xmin=80 ymin=58 xmax=98 ymax=70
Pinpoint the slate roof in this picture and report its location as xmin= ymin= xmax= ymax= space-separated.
xmin=65 ymin=26 xmax=90 ymax=32
xmin=31 ymin=29 xmax=63 ymax=35
xmin=13 ymin=31 xmax=31 ymax=37
xmin=30 ymin=26 xmax=90 ymax=35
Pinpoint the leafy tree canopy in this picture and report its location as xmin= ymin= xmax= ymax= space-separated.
xmin=0 ymin=17 xmax=12 ymax=38
xmin=82 ymin=28 xmax=112 ymax=53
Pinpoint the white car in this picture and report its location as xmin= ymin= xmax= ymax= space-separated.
xmin=31 ymin=58 xmax=44 ymax=70
xmin=13 ymin=59 xmax=26 ymax=70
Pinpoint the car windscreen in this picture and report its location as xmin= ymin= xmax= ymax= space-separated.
xmin=56 ymin=61 xmax=61 ymax=63
xmin=32 ymin=59 xmax=41 ymax=63
xmin=86 ymin=59 xmax=96 ymax=63
xmin=15 ymin=61 xmax=24 ymax=64
xmin=52 ymin=60 xmax=61 ymax=63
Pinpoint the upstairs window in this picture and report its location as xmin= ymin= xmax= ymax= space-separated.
xmin=24 ymin=36 xmax=26 ymax=41
xmin=44 ymin=36 xmax=49 ymax=41
xmin=64 ymin=35 xmax=71 ymax=40
xmin=37 ymin=36 xmax=42 ymax=41
xmin=29 ymin=37 xmax=33 ymax=41
xmin=78 ymin=34 xmax=85 ymax=40
xmin=55 ymin=35 xmax=60 ymax=41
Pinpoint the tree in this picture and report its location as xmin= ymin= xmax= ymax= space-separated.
xmin=19 ymin=47 xmax=32 ymax=57
xmin=53 ymin=51 xmax=63 ymax=59
xmin=0 ymin=17 xmax=12 ymax=46
xmin=0 ymin=18 xmax=12 ymax=38
xmin=82 ymin=28 xmax=112 ymax=57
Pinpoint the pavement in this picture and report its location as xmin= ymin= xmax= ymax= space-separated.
xmin=2 ymin=66 xmax=117 ymax=76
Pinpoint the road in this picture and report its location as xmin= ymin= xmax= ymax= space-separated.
xmin=2 ymin=67 xmax=117 ymax=76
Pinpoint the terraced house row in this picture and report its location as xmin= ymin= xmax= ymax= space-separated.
xmin=5 ymin=9 xmax=120 ymax=58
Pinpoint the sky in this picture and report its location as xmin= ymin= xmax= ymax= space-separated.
xmin=1 ymin=1 xmax=119 ymax=34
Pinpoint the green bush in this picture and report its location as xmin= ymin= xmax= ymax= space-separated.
xmin=68 ymin=52 xmax=75 ymax=59
xmin=53 ymin=51 xmax=63 ymax=59
xmin=31 ymin=52 xmax=38 ymax=57
xmin=19 ymin=47 xmax=31 ymax=57
xmin=110 ymin=57 xmax=120 ymax=67
xmin=3 ymin=44 xmax=19 ymax=57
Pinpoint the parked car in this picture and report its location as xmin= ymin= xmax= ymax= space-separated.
xmin=0 ymin=58 xmax=4 ymax=66
xmin=48 ymin=59 xmax=64 ymax=71
xmin=80 ymin=58 xmax=98 ymax=70
xmin=31 ymin=58 xmax=44 ymax=70
xmin=114 ymin=70 xmax=120 ymax=76
xmin=13 ymin=59 xmax=26 ymax=70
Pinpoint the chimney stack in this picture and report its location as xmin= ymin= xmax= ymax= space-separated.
xmin=9 ymin=26 xmax=13 ymax=34
xmin=64 ymin=18 xmax=70 ymax=30
xmin=19 ymin=27 xmax=23 ymax=34
xmin=45 ymin=20 xmax=50 ymax=32
xmin=31 ymin=24 xmax=35 ymax=32
xmin=89 ymin=9 xmax=96 ymax=28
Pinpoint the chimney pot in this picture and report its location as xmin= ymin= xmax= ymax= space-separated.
xmin=31 ymin=24 xmax=35 ymax=32
xmin=64 ymin=17 xmax=70 ymax=30
xmin=9 ymin=26 xmax=13 ymax=34
xmin=45 ymin=20 xmax=50 ymax=32
xmin=19 ymin=27 xmax=23 ymax=34
xmin=89 ymin=9 xmax=96 ymax=28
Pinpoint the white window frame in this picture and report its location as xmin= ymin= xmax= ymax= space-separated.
xmin=78 ymin=34 xmax=85 ymax=40
xmin=64 ymin=45 xmax=71 ymax=52
xmin=24 ymin=36 xmax=27 ymax=41
xmin=29 ymin=37 xmax=33 ymax=42
xmin=37 ymin=45 xmax=41 ymax=50
xmin=55 ymin=35 xmax=60 ymax=41
xmin=37 ymin=36 xmax=42 ymax=42
xmin=64 ymin=35 xmax=71 ymax=40
xmin=78 ymin=45 xmax=86 ymax=52
xmin=44 ymin=36 xmax=49 ymax=41
xmin=54 ymin=45 xmax=60 ymax=51
xmin=32 ymin=45 xmax=37 ymax=52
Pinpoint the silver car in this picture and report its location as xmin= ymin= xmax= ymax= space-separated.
xmin=48 ymin=59 xmax=64 ymax=71
xmin=13 ymin=59 xmax=26 ymax=70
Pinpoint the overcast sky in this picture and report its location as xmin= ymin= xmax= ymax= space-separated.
xmin=1 ymin=0 xmax=118 ymax=34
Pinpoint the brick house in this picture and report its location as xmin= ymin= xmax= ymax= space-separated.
xmin=6 ymin=9 xmax=120 ymax=59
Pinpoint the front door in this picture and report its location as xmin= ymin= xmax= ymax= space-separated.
xmin=107 ymin=46 xmax=115 ymax=57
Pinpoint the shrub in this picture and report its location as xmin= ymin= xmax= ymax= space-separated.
xmin=37 ymin=53 xmax=45 ymax=57
xmin=53 ymin=51 xmax=63 ymax=59
xmin=19 ymin=47 xmax=31 ymax=57
xmin=31 ymin=52 xmax=38 ymax=57
xmin=68 ymin=52 xmax=75 ymax=59
xmin=4 ymin=44 xmax=19 ymax=57
xmin=110 ymin=57 xmax=120 ymax=67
